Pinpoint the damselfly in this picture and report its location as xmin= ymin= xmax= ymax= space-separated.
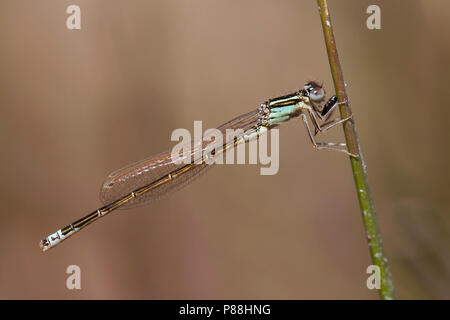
xmin=39 ymin=81 xmax=355 ymax=252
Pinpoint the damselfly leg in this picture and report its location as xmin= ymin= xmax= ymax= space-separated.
xmin=299 ymin=82 xmax=357 ymax=157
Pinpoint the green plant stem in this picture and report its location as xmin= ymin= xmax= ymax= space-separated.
xmin=316 ymin=0 xmax=396 ymax=299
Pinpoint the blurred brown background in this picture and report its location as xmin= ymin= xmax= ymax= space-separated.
xmin=0 ymin=0 xmax=449 ymax=299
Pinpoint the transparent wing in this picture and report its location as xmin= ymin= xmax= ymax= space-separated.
xmin=99 ymin=109 xmax=260 ymax=209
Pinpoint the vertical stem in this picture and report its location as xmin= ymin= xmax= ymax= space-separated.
xmin=316 ymin=0 xmax=396 ymax=299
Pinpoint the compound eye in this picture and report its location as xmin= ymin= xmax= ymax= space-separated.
xmin=309 ymin=87 xmax=325 ymax=103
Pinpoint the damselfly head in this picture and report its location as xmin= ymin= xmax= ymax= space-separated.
xmin=304 ymin=81 xmax=325 ymax=103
